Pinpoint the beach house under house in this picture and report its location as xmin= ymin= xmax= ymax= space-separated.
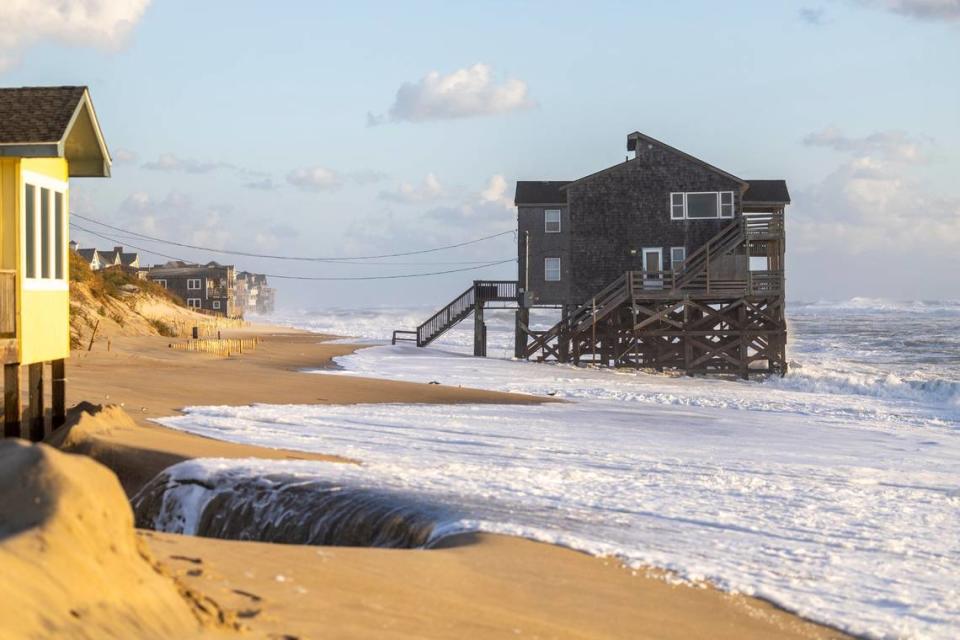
xmin=0 ymin=86 xmax=111 ymax=439
xmin=397 ymin=131 xmax=789 ymax=377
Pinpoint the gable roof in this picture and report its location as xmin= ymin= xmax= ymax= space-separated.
xmin=76 ymin=248 xmax=99 ymax=264
xmin=0 ymin=86 xmax=111 ymax=177
xmin=743 ymin=180 xmax=790 ymax=204
xmin=626 ymin=131 xmax=746 ymax=184
xmin=514 ymin=181 xmax=570 ymax=205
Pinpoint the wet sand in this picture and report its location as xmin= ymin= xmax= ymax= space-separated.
xmin=53 ymin=327 xmax=849 ymax=639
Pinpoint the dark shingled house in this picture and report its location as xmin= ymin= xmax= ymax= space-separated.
xmin=399 ymin=131 xmax=789 ymax=377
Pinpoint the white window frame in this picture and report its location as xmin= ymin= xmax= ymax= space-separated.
xmin=544 ymin=257 xmax=561 ymax=282
xmin=669 ymin=191 xmax=735 ymax=220
xmin=154 ymin=279 xmax=167 ymax=289
xmin=670 ymin=246 xmax=686 ymax=271
xmin=186 ymin=278 xmax=202 ymax=290
xmin=21 ymin=171 xmax=68 ymax=291
xmin=186 ymin=298 xmax=201 ymax=309
xmin=544 ymin=209 xmax=561 ymax=233
xmin=212 ymin=300 xmax=221 ymax=310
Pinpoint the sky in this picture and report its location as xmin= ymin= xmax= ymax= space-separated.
xmin=1 ymin=0 xmax=958 ymax=309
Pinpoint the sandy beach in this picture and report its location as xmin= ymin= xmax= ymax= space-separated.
xmin=0 ymin=326 xmax=844 ymax=639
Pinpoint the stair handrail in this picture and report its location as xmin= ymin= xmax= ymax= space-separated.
xmin=417 ymin=284 xmax=475 ymax=346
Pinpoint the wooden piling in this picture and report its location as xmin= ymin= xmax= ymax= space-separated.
xmin=3 ymin=363 xmax=20 ymax=438
xmin=52 ymin=359 xmax=66 ymax=429
xmin=27 ymin=363 xmax=43 ymax=442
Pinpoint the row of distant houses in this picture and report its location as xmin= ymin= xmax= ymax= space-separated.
xmin=70 ymin=243 xmax=276 ymax=317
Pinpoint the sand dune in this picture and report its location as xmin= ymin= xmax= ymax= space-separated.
xmin=0 ymin=440 xmax=233 ymax=639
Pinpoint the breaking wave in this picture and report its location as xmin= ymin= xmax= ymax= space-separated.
xmin=132 ymin=460 xmax=451 ymax=549
xmin=791 ymin=297 xmax=960 ymax=315
xmin=768 ymin=362 xmax=960 ymax=412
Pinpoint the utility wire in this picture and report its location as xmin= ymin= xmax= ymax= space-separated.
xmin=83 ymin=227 xmax=511 ymax=266
xmin=71 ymin=212 xmax=515 ymax=262
xmin=70 ymin=222 xmax=517 ymax=281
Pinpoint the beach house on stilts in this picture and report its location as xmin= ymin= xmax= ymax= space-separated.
xmin=396 ymin=131 xmax=789 ymax=377
xmin=0 ymin=86 xmax=112 ymax=440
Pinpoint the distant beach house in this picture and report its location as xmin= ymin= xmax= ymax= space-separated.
xmin=145 ymin=261 xmax=237 ymax=317
xmin=72 ymin=243 xmax=140 ymax=273
xmin=400 ymin=130 xmax=789 ymax=377
xmin=0 ymin=85 xmax=112 ymax=439
xmin=235 ymin=271 xmax=276 ymax=315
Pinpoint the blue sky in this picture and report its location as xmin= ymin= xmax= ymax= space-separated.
xmin=2 ymin=1 xmax=958 ymax=307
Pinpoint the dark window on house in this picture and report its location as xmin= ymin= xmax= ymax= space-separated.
xmin=671 ymin=247 xmax=686 ymax=271
xmin=720 ymin=191 xmax=734 ymax=218
xmin=686 ymin=193 xmax=718 ymax=219
xmin=670 ymin=193 xmax=684 ymax=220
xmin=55 ymin=192 xmax=64 ymax=279
xmin=40 ymin=188 xmax=51 ymax=278
xmin=187 ymin=278 xmax=201 ymax=290
xmin=25 ymin=184 xmax=35 ymax=278
xmin=544 ymin=257 xmax=561 ymax=282
xmin=544 ymin=209 xmax=561 ymax=233
xmin=670 ymin=191 xmax=735 ymax=220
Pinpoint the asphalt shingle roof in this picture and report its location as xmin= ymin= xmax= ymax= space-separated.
xmin=743 ymin=180 xmax=791 ymax=204
xmin=0 ymin=86 xmax=87 ymax=144
xmin=514 ymin=181 xmax=571 ymax=205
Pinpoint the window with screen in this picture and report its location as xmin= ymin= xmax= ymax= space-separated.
xmin=669 ymin=191 xmax=735 ymax=220
xmin=544 ymin=257 xmax=561 ymax=281
xmin=671 ymin=247 xmax=686 ymax=271
xmin=544 ymin=209 xmax=561 ymax=233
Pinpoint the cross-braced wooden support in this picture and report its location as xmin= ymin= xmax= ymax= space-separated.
xmin=521 ymin=295 xmax=787 ymax=378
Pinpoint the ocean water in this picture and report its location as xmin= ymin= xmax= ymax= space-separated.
xmin=150 ymin=299 xmax=960 ymax=639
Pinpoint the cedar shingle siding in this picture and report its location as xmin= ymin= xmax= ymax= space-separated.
xmin=514 ymin=134 xmax=789 ymax=307
xmin=566 ymin=144 xmax=743 ymax=302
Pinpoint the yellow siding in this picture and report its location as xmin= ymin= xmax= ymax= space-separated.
xmin=0 ymin=158 xmax=17 ymax=271
xmin=18 ymin=157 xmax=71 ymax=364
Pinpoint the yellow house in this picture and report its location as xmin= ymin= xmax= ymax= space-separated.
xmin=0 ymin=86 xmax=111 ymax=440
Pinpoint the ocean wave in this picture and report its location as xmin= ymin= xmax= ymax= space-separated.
xmin=790 ymin=297 xmax=960 ymax=315
xmin=132 ymin=460 xmax=449 ymax=549
xmin=768 ymin=361 xmax=960 ymax=410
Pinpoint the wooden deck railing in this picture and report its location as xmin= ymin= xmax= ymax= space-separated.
xmin=0 ymin=270 xmax=15 ymax=338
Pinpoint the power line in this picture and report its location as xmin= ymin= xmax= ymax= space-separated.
xmin=70 ymin=222 xmax=517 ymax=281
xmin=71 ymin=212 xmax=515 ymax=262
xmin=82 ymin=227 xmax=511 ymax=266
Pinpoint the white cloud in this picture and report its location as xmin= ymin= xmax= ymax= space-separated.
xmin=286 ymin=166 xmax=341 ymax=191
xmin=792 ymin=128 xmax=959 ymax=258
xmin=380 ymin=173 xmax=445 ymax=204
xmin=142 ymin=153 xmax=239 ymax=174
xmin=802 ymin=127 xmax=930 ymax=164
xmin=113 ymin=147 xmax=138 ymax=164
xmin=853 ymin=0 xmax=960 ymax=21
xmin=0 ymin=0 xmax=150 ymax=71
xmin=480 ymin=174 xmax=513 ymax=209
xmin=369 ymin=63 xmax=535 ymax=125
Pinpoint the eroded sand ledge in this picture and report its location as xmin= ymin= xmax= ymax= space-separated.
xmin=22 ymin=327 xmax=850 ymax=639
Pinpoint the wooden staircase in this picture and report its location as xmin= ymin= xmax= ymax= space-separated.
xmin=394 ymin=281 xmax=519 ymax=348
xmin=522 ymin=212 xmax=785 ymax=362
